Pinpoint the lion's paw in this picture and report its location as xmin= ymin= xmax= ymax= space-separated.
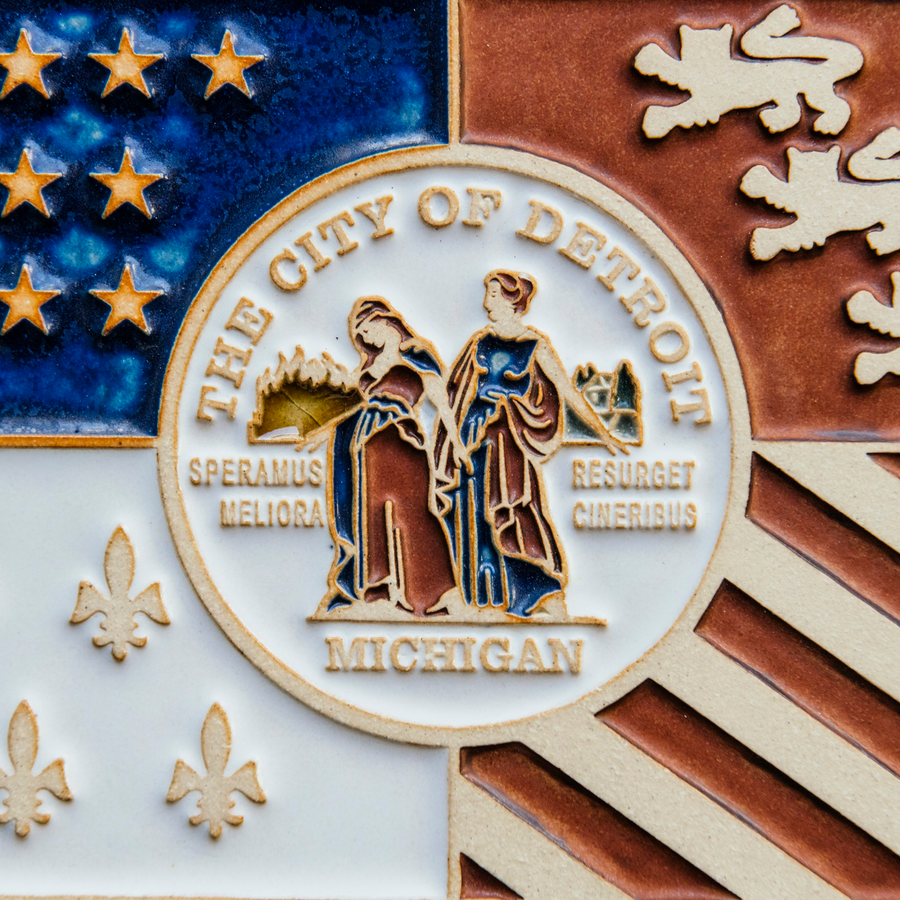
xmin=867 ymin=228 xmax=900 ymax=255
xmin=764 ymin=4 xmax=802 ymax=35
xmin=749 ymin=228 xmax=784 ymax=261
xmin=634 ymin=44 xmax=671 ymax=79
xmin=812 ymin=107 xmax=851 ymax=136
xmin=740 ymin=165 xmax=777 ymax=198
xmin=759 ymin=102 xmax=802 ymax=133
xmin=641 ymin=106 xmax=674 ymax=139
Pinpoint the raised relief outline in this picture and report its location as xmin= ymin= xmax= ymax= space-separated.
xmin=167 ymin=703 xmax=265 ymax=838
xmin=741 ymin=127 xmax=900 ymax=260
xmin=7 ymin=6 xmax=896 ymax=900
xmin=253 ymin=281 xmax=623 ymax=627
xmin=847 ymin=271 xmax=900 ymax=384
xmin=0 ymin=701 xmax=71 ymax=837
xmin=71 ymin=525 xmax=170 ymax=660
xmin=157 ymin=142 xmax=751 ymax=746
xmin=635 ymin=4 xmax=862 ymax=139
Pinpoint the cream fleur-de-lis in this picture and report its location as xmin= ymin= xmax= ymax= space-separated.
xmin=167 ymin=704 xmax=265 ymax=838
xmin=71 ymin=526 xmax=169 ymax=661
xmin=0 ymin=702 xmax=71 ymax=836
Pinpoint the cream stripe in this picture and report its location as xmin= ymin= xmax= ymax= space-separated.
xmin=755 ymin=441 xmax=900 ymax=554
xmin=447 ymin=0 xmax=460 ymax=143
xmin=0 ymin=435 xmax=155 ymax=447
xmin=451 ymin=774 xmax=629 ymax=900
xmin=655 ymin=631 xmax=900 ymax=854
xmin=524 ymin=707 xmax=846 ymax=900
xmin=720 ymin=518 xmax=900 ymax=701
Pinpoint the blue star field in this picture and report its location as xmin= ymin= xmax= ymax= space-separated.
xmin=0 ymin=0 xmax=448 ymax=436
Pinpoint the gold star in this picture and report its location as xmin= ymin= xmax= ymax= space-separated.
xmin=91 ymin=263 xmax=162 ymax=335
xmin=0 ymin=29 xmax=61 ymax=99
xmin=0 ymin=265 xmax=59 ymax=335
xmin=89 ymin=28 xmax=163 ymax=98
xmin=192 ymin=30 xmax=263 ymax=99
xmin=0 ymin=148 xmax=61 ymax=217
xmin=90 ymin=148 xmax=163 ymax=218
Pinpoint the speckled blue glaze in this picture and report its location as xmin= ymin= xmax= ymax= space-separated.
xmin=0 ymin=0 xmax=448 ymax=435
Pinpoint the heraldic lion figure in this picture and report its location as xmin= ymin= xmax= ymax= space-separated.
xmin=741 ymin=128 xmax=900 ymax=261
xmin=635 ymin=4 xmax=863 ymax=139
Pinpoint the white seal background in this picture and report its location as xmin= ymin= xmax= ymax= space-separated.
xmin=167 ymin=159 xmax=734 ymax=730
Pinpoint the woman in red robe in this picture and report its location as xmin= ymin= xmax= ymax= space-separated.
xmin=326 ymin=297 xmax=464 ymax=617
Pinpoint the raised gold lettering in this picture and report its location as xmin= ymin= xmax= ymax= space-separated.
xmin=225 ymin=297 xmax=272 ymax=345
xmin=671 ymin=389 xmax=713 ymax=425
xmin=355 ymin=195 xmax=394 ymax=238
xmin=559 ymin=221 xmax=606 ymax=268
xmin=295 ymin=232 xmax=331 ymax=271
xmin=205 ymin=337 xmax=251 ymax=388
xmin=318 ymin=211 xmax=358 ymax=255
xmin=621 ymin=277 xmax=666 ymax=327
xmin=418 ymin=186 xmax=459 ymax=228
xmin=649 ymin=321 xmax=690 ymax=363
xmin=463 ymin=188 xmax=501 ymax=226
xmin=197 ymin=384 xmax=237 ymax=422
xmin=597 ymin=246 xmax=640 ymax=291
xmin=390 ymin=637 xmax=419 ymax=672
xmin=517 ymin=199 xmax=562 ymax=244
xmin=269 ymin=248 xmax=306 ymax=291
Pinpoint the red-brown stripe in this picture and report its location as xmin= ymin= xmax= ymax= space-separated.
xmin=869 ymin=452 xmax=900 ymax=482
xmin=459 ymin=854 xmax=522 ymax=900
xmin=598 ymin=681 xmax=900 ymax=899
xmin=697 ymin=581 xmax=900 ymax=777
xmin=747 ymin=454 xmax=900 ymax=622
xmin=461 ymin=742 xmax=736 ymax=899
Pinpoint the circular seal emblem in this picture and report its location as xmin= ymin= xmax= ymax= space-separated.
xmin=159 ymin=145 xmax=749 ymax=742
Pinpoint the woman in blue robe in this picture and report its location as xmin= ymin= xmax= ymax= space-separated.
xmin=434 ymin=270 xmax=620 ymax=618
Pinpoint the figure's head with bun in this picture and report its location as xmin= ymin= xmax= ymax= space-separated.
xmin=350 ymin=296 xmax=416 ymax=368
xmin=482 ymin=269 xmax=537 ymax=333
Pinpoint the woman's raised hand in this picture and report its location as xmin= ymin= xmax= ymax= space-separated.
xmin=300 ymin=430 xmax=329 ymax=452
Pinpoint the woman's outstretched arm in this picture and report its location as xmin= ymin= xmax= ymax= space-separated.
xmin=534 ymin=338 xmax=627 ymax=456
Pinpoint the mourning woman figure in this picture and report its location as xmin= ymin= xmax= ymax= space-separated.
xmin=434 ymin=270 xmax=620 ymax=618
xmin=327 ymin=297 xmax=464 ymax=617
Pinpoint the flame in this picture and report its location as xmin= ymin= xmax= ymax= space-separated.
xmin=256 ymin=346 xmax=357 ymax=400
